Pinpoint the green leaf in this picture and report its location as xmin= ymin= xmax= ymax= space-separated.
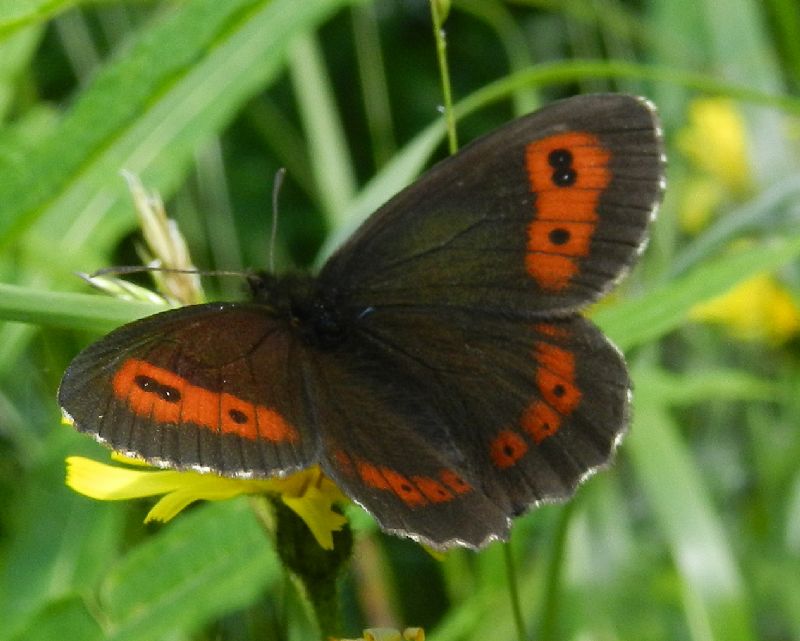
xmin=0 ymin=442 xmax=125 ymax=641
xmin=0 ymin=0 xmax=357 ymax=252
xmin=8 ymin=597 xmax=103 ymax=641
xmin=630 ymin=366 xmax=778 ymax=405
xmin=99 ymin=499 xmax=279 ymax=641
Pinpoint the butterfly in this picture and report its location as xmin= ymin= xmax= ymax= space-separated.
xmin=59 ymin=94 xmax=665 ymax=549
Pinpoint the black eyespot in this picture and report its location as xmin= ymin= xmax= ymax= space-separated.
xmin=134 ymin=375 xmax=181 ymax=403
xmin=134 ymin=375 xmax=156 ymax=391
xmin=552 ymin=168 xmax=577 ymax=186
xmin=548 ymin=228 xmax=570 ymax=245
xmin=161 ymin=387 xmax=180 ymax=401
xmin=553 ymin=384 xmax=566 ymax=397
xmin=548 ymin=148 xmax=573 ymax=168
xmin=228 ymin=409 xmax=249 ymax=424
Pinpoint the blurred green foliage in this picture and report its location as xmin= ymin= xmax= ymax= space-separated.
xmin=1 ymin=1 xmax=800 ymax=640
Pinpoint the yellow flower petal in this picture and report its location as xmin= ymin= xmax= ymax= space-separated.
xmin=363 ymin=630 xmax=403 ymax=641
xmin=690 ymin=273 xmax=800 ymax=344
xmin=282 ymin=488 xmax=348 ymax=550
xmin=144 ymin=474 xmax=272 ymax=522
xmin=65 ymin=457 xmax=348 ymax=549
xmin=679 ymin=178 xmax=725 ymax=234
xmin=676 ymin=98 xmax=754 ymax=235
xmin=276 ymin=467 xmax=349 ymax=549
xmin=336 ymin=628 xmax=425 ymax=641
xmin=677 ymin=98 xmax=751 ymax=193
xmin=66 ymin=456 xmax=188 ymax=500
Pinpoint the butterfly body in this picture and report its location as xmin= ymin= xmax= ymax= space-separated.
xmin=60 ymin=94 xmax=665 ymax=549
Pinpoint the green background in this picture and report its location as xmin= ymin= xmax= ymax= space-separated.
xmin=1 ymin=0 xmax=799 ymax=640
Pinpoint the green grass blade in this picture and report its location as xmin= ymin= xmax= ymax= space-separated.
xmin=0 ymin=0 xmax=99 ymax=35
xmin=594 ymin=234 xmax=800 ymax=351
xmin=0 ymin=283 xmax=163 ymax=333
xmin=0 ymin=23 xmax=41 ymax=119
xmin=0 ymin=0 xmax=356 ymax=253
xmin=316 ymin=118 xmax=447 ymax=262
xmin=351 ymin=2 xmax=397 ymax=167
xmin=629 ymin=380 xmax=756 ymax=641
xmin=288 ymin=31 xmax=358 ymax=228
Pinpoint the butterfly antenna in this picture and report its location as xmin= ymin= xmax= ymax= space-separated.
xmin=89 ymin=265 xmax=247 ymax=279
xmin=270 ymin=167 xmax=287 ymax=274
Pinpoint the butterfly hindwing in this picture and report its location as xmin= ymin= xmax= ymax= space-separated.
xmin=300 ymin=345 xmax=512 ymax=547
xmin=301 ymin=306 xmax=629 ymax=548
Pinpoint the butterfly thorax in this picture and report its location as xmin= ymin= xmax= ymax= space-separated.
xmin=248 ymin=271 xmax=346 ymax=350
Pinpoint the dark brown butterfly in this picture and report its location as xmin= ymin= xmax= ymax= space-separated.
xmin=59 ymin=94 xmax=665 ymax=549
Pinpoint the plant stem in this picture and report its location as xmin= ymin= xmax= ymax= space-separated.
xmin=504 ymin=540 xmax=529 ymax=641
xmin=429 ymin=0 xmax=459 ymax=154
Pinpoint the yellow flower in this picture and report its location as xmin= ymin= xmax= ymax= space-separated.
xmin=336 ymin=628 xmax=425 ymax=641
xmin=66 ymin=456 xmax=348 ymax=550
xmin=678 ymin=178 xmax=726 ymax=235
xmin=690 ymin=273 xmax=800 ymax=344
xmin=676 ymin=98 xmax=752 ymax=233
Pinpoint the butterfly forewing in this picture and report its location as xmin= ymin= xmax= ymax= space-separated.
xmin=320 ymin=94 xmax=663 ymax=316
xmin=58 ymin=304 xmax=318 ymax=476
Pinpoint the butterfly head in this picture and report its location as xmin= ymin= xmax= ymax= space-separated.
xmin=247 ymin=271 xmax=347 ymax=350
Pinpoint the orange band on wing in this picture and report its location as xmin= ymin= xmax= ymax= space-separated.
xmin=533 ymin=342 xmax=581 ymax=414
xmin=519 ymin=341 xmax=582 ymax=443
xmin=490 ymin=430 xmax=529 ymax=469
xmin=381 ymin=468 xmax=428 ymax=507
xmin=532 ymin=322 xmax=571 ymax=339
xmin=412 ymin=476 xmax=454 ymax=503
xmin=358 ymin=460 xmax=391 ymax=490
xmin=439 ymin=469 xmax=472 ymax=494
xmin=521 ymin=401 xmax=562 ymax=443
xmin=353 ymin=458 xmax=472 ymax=508
xmin=112 ymin=358 xmax=298 ymax=443
xmin=524 ymin=132 xmax=611 ymax=291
